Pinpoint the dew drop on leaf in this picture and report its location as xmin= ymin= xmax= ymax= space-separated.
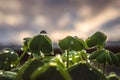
xmin=3 ymin=50 xmax=10 ymax=53
xmin=21 ymin=48 xmax=23 ymax=50
xmin=74 ymin=36 xmax=78 ymax=38
xmin=11 ymin=64 xmax=14 ymax=67
xmin=40 ymin=30 xmax=47 ymax=35
xmin=89 ymin=68 xmax=92 ymax=71
xmin=6 ymin=58 xmax=8 ymax=60
xmin=70 ymin=41 xmax=74 ymax=45
xmin=28 ymin=52 xmax=32 ymax=55
xmin=69 ymin=58 xmax=72 ymax=60
xmin=88 ymin=60 xmax=90 ymax=63
xmin=0 ymin=71 xmax=3 ymax=75
xmin=11 ymin=51 xmax=14 ymax=54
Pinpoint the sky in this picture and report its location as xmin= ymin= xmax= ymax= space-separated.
xmin=0 ymin=0 xmax=120 ymax=45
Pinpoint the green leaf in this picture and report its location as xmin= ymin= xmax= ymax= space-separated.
xmin=107 ymin=73 xmax=120 ymax=80
xmin=89 ymin=50 xmax=105 ymax=60
xmin=17 ymin=59 xmax=44 ymax=80
xmin=86 ymin=31 xmax=107 ymax=48
xmin=22 ymin=37 xmax=31 ymax=51
xmin=80 ymin=50 xmax=88 ymax=60
xmin=28 ymin=35 xmax=42 ymax=53
xmin=31 ymin=62 xmax=72 ymax=80
xmin=67 ymin=62 xmax=107 ymax=80
xmin=28 ymin=35 xmax=52 ymax=54
xmin=71 ymin=37 xmax=85 ymax=51
xmin=96 ymin=51 xmax=106 ymax=63
xmin=116 ymin=53 xmax=120 ymax=62
xmin=0 ymin=48 xmax=19 ymax=63
xmin=40 ymin=36 xmax=53 ymax=54
xmin=58 ymin=36 xmax=84 ymax=51
xmin=106 ymin=53 xmax=113 ymax=65
xmin=0 ymin=70 xmax=17 ymax=80
xmin=58 ymin=36 xmax=72 ymax=50
xmin=109 ymin=51 xmax=120 ymax=67
xmin=23 ymin=38 xmax=32 ymax=47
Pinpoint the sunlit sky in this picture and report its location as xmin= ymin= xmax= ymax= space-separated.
xmin=0 ymin=0 xmax=120 ymax=45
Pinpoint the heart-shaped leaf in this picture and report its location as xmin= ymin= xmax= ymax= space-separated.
xmin=58 ymin=36 xmax=84 ymax=51
xmin=86 ymin=31 xmax=107 ymax=48
xmin=58 ymin=36 xmax=73 ymax=50
xmin=28 ymin=35 xmax=52 ymax=54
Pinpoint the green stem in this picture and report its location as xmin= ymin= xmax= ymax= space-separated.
xmin=97 ymin=63 xmax=100 ymax=69
xmin=15 ymin=50 xmax=27 ymax=67
xmin=103 ymin=62 xmax=106 ymax=75
xmin=66 ymin=50 xmax=69 ymax=68
xmin=28 ymin=55 xmax=32 ymax=61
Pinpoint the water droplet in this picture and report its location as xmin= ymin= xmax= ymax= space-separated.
xmin=98 ymin=69 xmax=101 ymax=71
xmin=70 ymin=41 xmax=74 ymax=45
xmin=40 ymin=30 xmax=47 ymax=35
xmin=28 ymin=52 xmax=32 ymax=55
xmin=56 ymin=54 xmax=61 ymax=58
xmin=89 ymin=68 xmax=92 ymax=71
xmin=69 ymin=58 xmax=72 ymax=60
xmin=0 ymin=71 xmax=3 ymax=75
xmin=10 ymin=64 xmax=14 ymax=67
xmin=88 ymin=60 xmax=90 ymax=63
xmin=74 ymin=36 xmax=78 ymax=38
xmin=56 ymin=54 xmax=63 ymax=62
xmin=21 ymin=48 xmax=23 ymax=50
xmin=4 ymin=50 xmax=10 ymax=53
xmin=49 ymin=62 xmax=57 ymax=66
xmin=40 ymin=53 xmax=45 ymax=57
xmin=11 ymin=51 xmax=14 ymax=54
xmin=6 ymin=58 xmax=8 ymax=60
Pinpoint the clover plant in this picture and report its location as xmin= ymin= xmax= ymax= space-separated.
xmin=58 ymin=36 xmax=85 ymax=67
xmin=0 ymin=30 xmax=120 ymax=80
xmin=88 ymin=32 xmax=120 ymax=75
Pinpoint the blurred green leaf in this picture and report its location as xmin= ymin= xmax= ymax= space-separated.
xmin=116 ymin=53 xmax=120 ymax=62
xmin=31 ymin=62 xmax=72 ymax=80
xmin=0 ymin=70 xmax=17 ymax=80
xmin=17 ymin=59 xmax=44 ymax=80
xmin=107 ymin=72 xmax=120 ymax=80
xmin=89 ymin=50 xmax=105 ymax=60
xmin=109 ymin=51 xmax=120 ymax=67
xmin=67 ymin=62 xmax=107 ymax=80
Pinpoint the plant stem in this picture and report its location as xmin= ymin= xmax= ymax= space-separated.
xmin=28 ymin=55 xmax=32 ymax=61
xmin=15 ymin=50 xmax=27 ymax=67
xmin=103 ymin=62 xmax=106 ymax=75
xmin=97 ymin=63 xmax=100 ymax=69
xmin=66 ymin=50 xmax=69 ymax=68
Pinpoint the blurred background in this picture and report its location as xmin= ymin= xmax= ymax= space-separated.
xmin=0 ymin=0 xmax=120 ymax=51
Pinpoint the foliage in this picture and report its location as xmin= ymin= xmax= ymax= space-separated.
xmin=0 ymin=30 xmax=120 ymax=80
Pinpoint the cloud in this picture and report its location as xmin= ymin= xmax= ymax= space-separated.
xmin=57 ymin=13 xmax=72 ymax=28
xmin=0 ymin=0 xmax=120 ymax=45
xmin=101 ymin=18 xmax=120 ymax=30
xmin=33 ymin=15 xmax=50 ymax=27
